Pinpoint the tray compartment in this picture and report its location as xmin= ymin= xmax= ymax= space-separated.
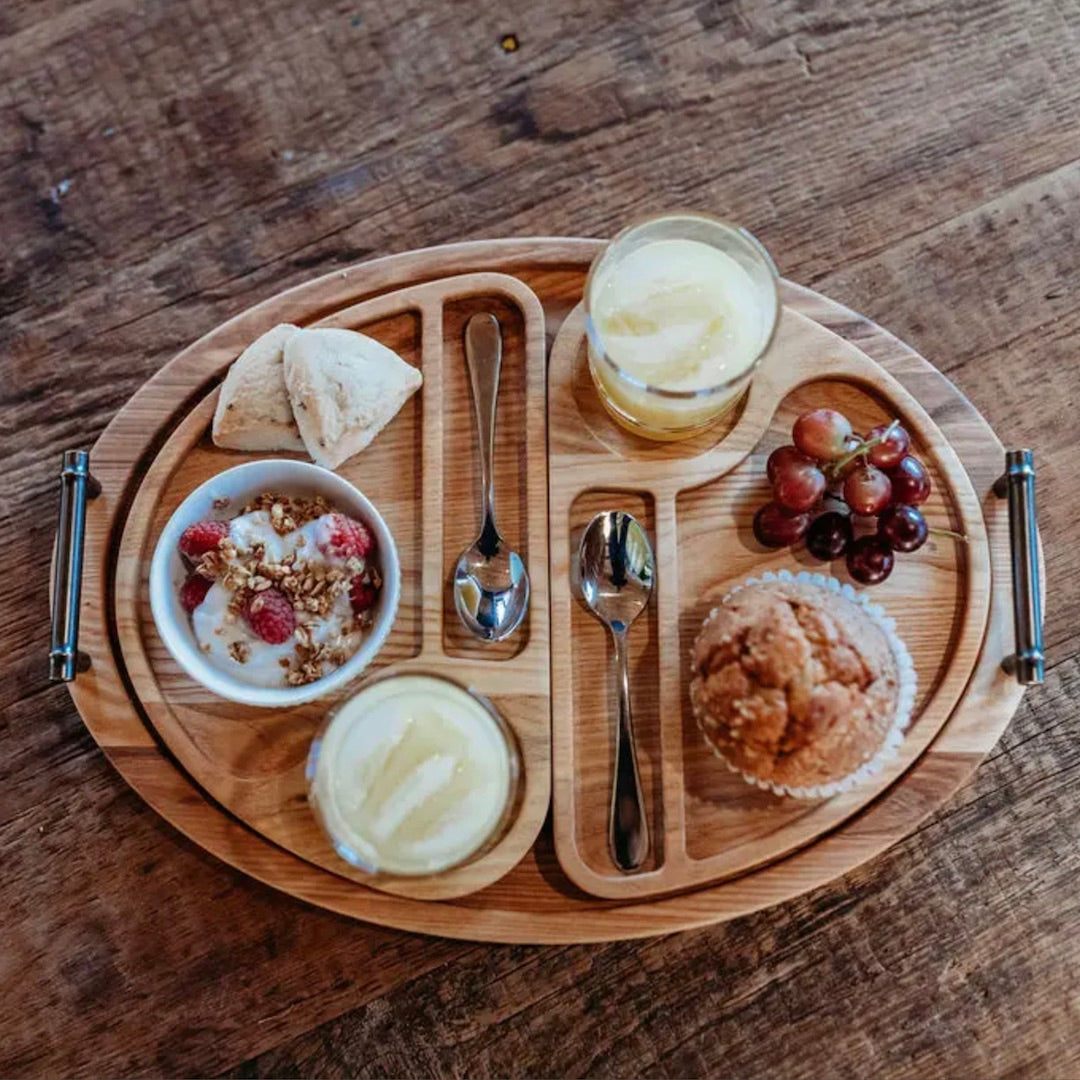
xmin=119 ymin=272 xmax=552 ymax=902
xmin=550 ymin=299 xmax=991 ymax=900
xmin=676 ymin=379 xmax=969 ymax=863
xmin=441 ymin=294 xmax=532 ymax=661
xmin=568 ymin=488 xmax=664 ymax=875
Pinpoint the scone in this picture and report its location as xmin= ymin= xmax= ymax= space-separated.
xmin=212 ymin=324 xmax=304 ymax=452
xmin=284 ymin=328 xmax=423 ymax=470
xmin=689 ymin=575 xmax=910 ymax=796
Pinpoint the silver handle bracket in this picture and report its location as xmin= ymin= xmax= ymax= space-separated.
xmin=49 ymin=450 xmax=100 ymax=683
xmin=993 ymin=449 xmax=1044 ymax=685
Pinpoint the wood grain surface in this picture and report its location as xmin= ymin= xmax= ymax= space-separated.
xmin=3 ymin=0 xmax=1078 ymax=1076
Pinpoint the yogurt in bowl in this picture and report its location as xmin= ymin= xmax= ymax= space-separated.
xmin=149 ymin=460 xmax=400 ymax=707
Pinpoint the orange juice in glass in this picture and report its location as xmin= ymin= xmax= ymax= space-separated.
xmin=585 ymin=213 xmax=780 ymax=441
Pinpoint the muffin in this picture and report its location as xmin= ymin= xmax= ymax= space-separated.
xmin=689 ymin=571 xmax=915 ymax=798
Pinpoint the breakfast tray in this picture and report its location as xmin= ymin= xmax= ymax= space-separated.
xmin=54 ymin=238 xmax=1034 ymax=943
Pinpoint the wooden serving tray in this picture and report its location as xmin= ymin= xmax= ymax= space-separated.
xmin=67 ymin=238 xmax=1026 ymax=942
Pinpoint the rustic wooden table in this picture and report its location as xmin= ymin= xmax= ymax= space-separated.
xmin=3 ymin=0 xmax=1076 ymax=1076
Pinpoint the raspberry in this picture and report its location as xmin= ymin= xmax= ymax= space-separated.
xmin=179 ymin=573 xmax=212 ymax=613
xmin=321 ymin=513 xmax=374 ymax=560
xmin=349 ymin=577 xmax=379 ymax=615
xmin=179 ymin=519 xmax=230 ymax=558
xmin=244 ymin=588 xmax=296 ymax=644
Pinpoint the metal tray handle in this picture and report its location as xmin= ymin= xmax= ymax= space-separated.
xmin=995 ymin=449 xmax=1044 ymax=685
xmin=49 ymin=450 xmax=100 ymax=682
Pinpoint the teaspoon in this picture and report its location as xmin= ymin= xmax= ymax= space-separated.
xmin=578 ymin=511 xmax=654 ymax=871
xmin=452 ymin=314 xmax=530 ymax=642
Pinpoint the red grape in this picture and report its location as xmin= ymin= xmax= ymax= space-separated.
xmin=846 ymin=535 xmax=895 ymax=585
xmin=792 ymin=409 xmax=854 ymax=461
xmin=889 ymin=455 xmax=931 ymax=506
xmin=806 ymin=512 xmax=853 ymax=561
xmin=753 ymin=503 xmax=810 ymax=548
xmin=878 ymin=505 xmax=928 ymax=552
xmin=867 ymin=423 xmax=910 ymax=469
xmin=843 ymin=464 xmax=892 ymax=515
xmin=767 ymin=445 xmax=812 ymax=484
xmin=773 ymin=458 xmax=826 ymax=513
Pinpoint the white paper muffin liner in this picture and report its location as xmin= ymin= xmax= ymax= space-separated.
xmin=690 ymin=569 xmax=917 ymax=800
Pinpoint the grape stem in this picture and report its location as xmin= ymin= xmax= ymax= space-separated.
xmin=826 ymin=419 xmax=900 ymax=478
xmin=929 ymin=526 xmax=968 ymax=542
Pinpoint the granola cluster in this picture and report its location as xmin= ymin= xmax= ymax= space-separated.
xmin=240 ymin=492 xmax=332 ymax=534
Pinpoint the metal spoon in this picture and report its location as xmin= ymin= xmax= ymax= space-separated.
xmin=453 ymin=314 xmax=530 ymax=642
xmin=578 ymin=511 xmax=654 ymax=872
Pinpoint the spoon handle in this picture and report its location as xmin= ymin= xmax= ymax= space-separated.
xmin=463 ymin=314 xmax=503 ymax=556
xmin=608 ymin=626 xmax=649 ymax=871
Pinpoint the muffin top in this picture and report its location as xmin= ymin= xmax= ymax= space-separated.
xmin=690 ymin=579 xmax=900 ymax=790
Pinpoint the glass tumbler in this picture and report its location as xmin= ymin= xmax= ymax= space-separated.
xmin=584 ymin=212 xmax=780 ymax=441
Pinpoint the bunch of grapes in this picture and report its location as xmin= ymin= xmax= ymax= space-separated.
xmin=753 ymin=408 xmax=940 ymax=585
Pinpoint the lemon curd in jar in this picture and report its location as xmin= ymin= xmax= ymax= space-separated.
xmin=307 ymin=674 xmax=519 ymax=876
xmin=585 ymin=214 xmax=779 ymax=440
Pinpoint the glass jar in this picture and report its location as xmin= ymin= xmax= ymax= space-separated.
xmin=307 ymin=672 xmax=521 ymax=877
xmin=584 ymin=212 xmax=780 ymax=441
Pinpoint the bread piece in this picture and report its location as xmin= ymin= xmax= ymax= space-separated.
xmin=212 ymin=324 xmax=305 ymax=452
xmin=283 ymin=327 xmax=423 ymax=469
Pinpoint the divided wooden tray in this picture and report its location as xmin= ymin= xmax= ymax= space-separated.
xmin=67 ymin=238 xmax=1026 ymax=942
xmin=116 ymin=272 xmax=550 ymax=901
xmin=548 ymin=302 xmax=989 ymax=899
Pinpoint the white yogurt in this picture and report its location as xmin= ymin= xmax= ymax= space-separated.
xmin=228 ymin=510 xmax=289 ymax=563
xmin=189 ymin=510 xmax=370 ymax=688
xmin=226 ymin=510 xmax=349 ymax=567
xmin=308 ymin=675 xmax=517 ymax=876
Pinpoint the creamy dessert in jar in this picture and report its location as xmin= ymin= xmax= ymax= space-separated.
xmin=585 ymin=213 xmax=779 ymax=440
xmin=176 ymin=493 xmax=382 ymax=688
xmin=307 ymin=674 xmax=519 ymax=876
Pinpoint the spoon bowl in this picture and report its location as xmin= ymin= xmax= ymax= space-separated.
xmin=579 ymin=513 xmax=654 ymax=630
xmin=453 ymin=544 xmax=530 ymax=642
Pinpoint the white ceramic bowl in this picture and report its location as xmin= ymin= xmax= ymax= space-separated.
xmin=149 ymin=459 xmax=400 ymax=707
